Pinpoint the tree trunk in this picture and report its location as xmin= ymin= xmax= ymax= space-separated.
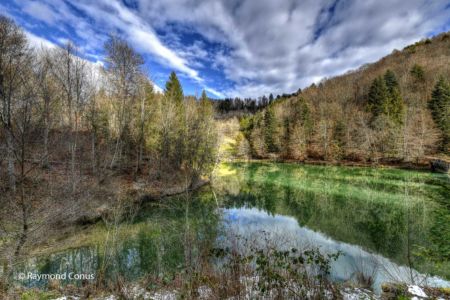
xmin=14 ymin=187 xmax=28 ymax=258
xmin=91 ymin=131 xmax=96 ymax=174
xmin=43 ymin=125 xmax=49 ymax=168
xmin=6 ymin=128 xmax=15 ymax=191
xmin=42 ymin=97 xmax=50 ymax=168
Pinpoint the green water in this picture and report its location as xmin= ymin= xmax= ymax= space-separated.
xmin=11 ymin=162 xmax=450 ymax=291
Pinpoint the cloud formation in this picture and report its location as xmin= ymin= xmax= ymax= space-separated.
xmin=5 ymin=0 xmax=450 ymax=98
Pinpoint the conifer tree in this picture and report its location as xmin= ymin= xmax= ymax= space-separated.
xmin=165 ymin=71 xmax=183 ymax=104
xmin=430 ymin=77 xmax=450 ymax=150
xmin=410 ymin=64 xmax=425 ymax=82
xmin=384 ymin=70 xmax=404 ymax=124
xmin=264 ymin=106 xmax=278 ymax=153
xmin=368 ymin=76 xmax=389 ymax=119
xmin=384 ymin=69 xmax=399 ymax=93
xmin=368 ymin=71 xmax=404 ymax=125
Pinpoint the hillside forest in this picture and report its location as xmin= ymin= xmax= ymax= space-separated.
xmin=0 ymin=15 xmax=216 ymax=268
xmin=237 ymin=33 xmax=450 ymax=164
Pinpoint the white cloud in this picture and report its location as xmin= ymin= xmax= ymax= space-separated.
xmin=134 ymin=0 xmax=450 ymax=97
xmin=25 ymin=31 xmax=56 ymax=49
xmin=8 ymin=0 xmax=450 ymax=98
xmin=21 ymin=1 xmax=58 ymax=25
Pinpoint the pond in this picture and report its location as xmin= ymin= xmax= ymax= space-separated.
xmin=10 ymin=162 xmax=450 ymax=293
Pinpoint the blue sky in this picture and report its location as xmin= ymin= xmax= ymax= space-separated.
xmin=1 ymin=0 xmax=450 ymax=98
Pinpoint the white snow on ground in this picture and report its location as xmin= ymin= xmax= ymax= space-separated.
xmin=408 ymin=285 xmax=428 ymax=298
xmin=341 ymin=287 xmax=379 ymax=300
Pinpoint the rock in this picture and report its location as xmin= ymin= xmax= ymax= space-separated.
xmin=430 ymin=159 xmax=450 ymax=173
xmin=381 ymin=283 xmax=449 ymax=300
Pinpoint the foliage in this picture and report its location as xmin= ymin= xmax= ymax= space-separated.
xmin=429 ymin=77 xmax=450 ymax=151
xmin=410 ymin=64 xmax=425 ymax=82
xmin=211 ymin=237 xmax=341 ymax=299
xmin=237 ymin=32 xmax=449 ymax=161
xmin=264 ymin=106 xmax=278 ymax=153
xmin=165 ymin=71 xmax=184 ymax=104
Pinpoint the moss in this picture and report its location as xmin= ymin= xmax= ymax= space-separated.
xmin=21 ymin=290 xmax=60 ymax=300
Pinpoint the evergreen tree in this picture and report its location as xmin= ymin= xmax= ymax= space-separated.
xmin=165 ymin=71 xmax=183 ymax=103
xmin=384 ymin=70 xmax=404 ymax=124
xmin=199 ymin=90 xmax=212 ymax=115
xmin=429 ymin=77 xmax=450 ymax=150
xmin=292 ymin=97 xmax=312 ymax=144
xmin=161 ymin=71 xmax=185 ymax=168
xmin=264 ymin=107 xmax=278 ymax=153
xmin=368 ymin=76 xmax=390 ymax=119
xmin=384 ymin=69 xmax=399 ymax=93
xmin=410 ymin=64 xmax=425 ymax=82
xmin=388 ymin=85 xmax=405 ymax=124
xmin=368 ymin=72 xmax=404 ymax=125
xmin=200 ymin=90 xmax=208 ymax=103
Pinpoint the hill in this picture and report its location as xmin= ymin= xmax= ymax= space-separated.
xmin=238 ymin=32 xmax=450 ymax=165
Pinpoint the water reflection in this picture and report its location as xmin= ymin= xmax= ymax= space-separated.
xmin=221 ymin=207 xmax=450 ymax=293
xmin=9 ymin=162 xmax=450 ymax=293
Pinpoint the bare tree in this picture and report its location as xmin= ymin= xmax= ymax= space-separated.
xmin=0 ymin=16 xmax=32 ymax=191
xmin=103 ymin=35 xmax=144 ymax=170
xmin=49 ymin=42 xmax=88 ymax=192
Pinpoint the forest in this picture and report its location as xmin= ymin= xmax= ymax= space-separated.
xmin=0 ymin=14 xmax=216 ymax=286
xmin=237 ymin=33 xmax=450 ymax=164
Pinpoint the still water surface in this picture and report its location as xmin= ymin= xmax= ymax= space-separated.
xmin=14 ymin=162 xmax=450 ymax=293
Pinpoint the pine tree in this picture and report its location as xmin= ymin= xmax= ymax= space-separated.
xmin=384 ymin=69 xmax=399 ymax=93
xmin=368 ymin=71 xmax=404 ymax=125
xmin=264 ymin=107 xmax=278 ymax=153
xmin=368 ymin=76 xmax=389 ymax=118
xmin=388 ymin=83 xmax=405 ymax=125
xmin=165 ymin=71 xmax=183 ymax=104
xmin=384 ymin=70 xmax=404 ymax=124
xmin=410 ymin=64 xmax=425 ymax=82
xmin=430 ymin=77 xmax=450 ymax=150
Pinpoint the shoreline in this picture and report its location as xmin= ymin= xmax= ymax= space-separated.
xmin=226 ymin=157 xmax=449 ymax=173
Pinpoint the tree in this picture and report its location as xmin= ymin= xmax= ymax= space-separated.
xmin=368 ymin=71 xmax=404 ymax=125
xmin=384 ymin=69 xmax=399 ymax=92
xmin=384 ymin=70 xmax=404 ymax=124
xmin=333 ymin=120 xmax=347 ymax=158
xmin=50 ymin=42 xmax=88 ymax=192
xmin=429 ymin=77 xmax=450 ymax=151
xmin=35 ymin=49 xmax=58 ymax=169
xmin=264 ymin=106 xmax=278 ymax=153
xmin=165 ymin=71 xmax=183 ymax=104
xmin=157 ymin=71 xmax=186 ymax=171
xmin=185 ymin=90 xmax=217 ymax=184
xmin=0 ymin=16 xmax=33 ymax=191
xmin=368 ymin=76 xmax=390 ymax=120
xmin=410 ymin=64 xmax=425 ymax=82
xmin=134 ymin=78 xmax=154 ymax=173
xmin=104 ymin=35 xmax=144 ymax=169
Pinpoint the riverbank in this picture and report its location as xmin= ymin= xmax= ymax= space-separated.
xmin=235 ymin=157 xmax=446 ymax=172
xmin=216 ymin=117 xmax=450 ymax=173
xmin=0 ymin=161 xmax=210 ymax=265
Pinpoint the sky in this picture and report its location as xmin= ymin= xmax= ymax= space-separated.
xmin=1 ymin=0 xmax=450 ymax=98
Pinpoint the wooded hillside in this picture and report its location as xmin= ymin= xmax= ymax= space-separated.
xmin=240 ymin=32 xmax=450 ymax=163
